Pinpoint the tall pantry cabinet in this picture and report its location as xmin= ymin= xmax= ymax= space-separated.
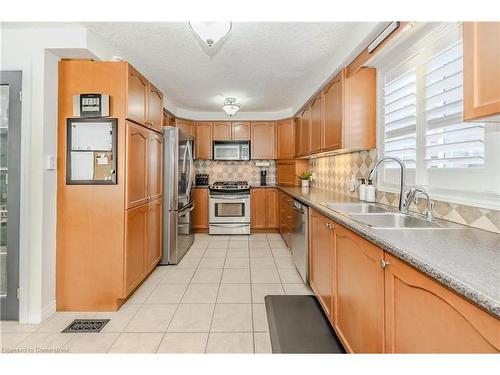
xmin=57 ymin=60 xmax=164 ymax=311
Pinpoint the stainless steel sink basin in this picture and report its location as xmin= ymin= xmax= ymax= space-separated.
xmin=349 ymin=213 xmax=441 ymax=229
xmin=322 ymin=203 xmax=390 ymax=214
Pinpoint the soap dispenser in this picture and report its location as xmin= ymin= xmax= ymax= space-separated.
xmin=366 ymin=179 xmax=376 ymax=203
xmin=358 ymin=178 xmax=367 ymax=201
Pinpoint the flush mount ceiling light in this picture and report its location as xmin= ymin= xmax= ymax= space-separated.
xmin=188 ymin=22 xmax=232 ymax=47
xmin=222 ymin=98 xmax=241 ymax=116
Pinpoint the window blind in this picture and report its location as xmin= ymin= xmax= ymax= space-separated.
xmin=424 ymin=42 xmax=484 ymax=169
xmin=382 ymin=69 xmax=417 ymax=168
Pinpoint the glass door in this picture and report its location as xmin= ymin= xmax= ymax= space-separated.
xmin=0 ymin=71 xmax=22 ymax=320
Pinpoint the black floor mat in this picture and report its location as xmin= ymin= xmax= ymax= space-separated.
xmin=265 ymin=295 xmax=346 ymax=354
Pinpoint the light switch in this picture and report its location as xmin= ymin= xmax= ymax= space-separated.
xmin=46 ymin=155 xmax=56 ymax=170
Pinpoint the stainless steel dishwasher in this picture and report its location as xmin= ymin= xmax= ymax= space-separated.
xmin=291 ymin=199 xmax=308 ymax=284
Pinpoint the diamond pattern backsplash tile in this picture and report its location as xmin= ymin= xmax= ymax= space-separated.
xmin=309 ymin=149 xmax=500 ymax=234
xmin=194 ymin=160 xmax=276 ymax=186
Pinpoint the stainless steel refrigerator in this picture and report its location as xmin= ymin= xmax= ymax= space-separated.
xmin=161 ymin=126 xmax=195 ymax=265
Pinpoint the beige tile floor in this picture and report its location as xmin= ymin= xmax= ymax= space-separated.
xmin=0 ymin=233 xmax=312 ymax=354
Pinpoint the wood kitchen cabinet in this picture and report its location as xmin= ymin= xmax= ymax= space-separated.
xmin=192 ymin=188 xmax=209 ymax=230
xmin=126 ymin=121 xmax=149 ymax=209
xmin=309 ymin=95 xmax=323 ymax=154
xmin=147 ymin=82 xmax=164 ymax=132
xmin=251 ymin=121 xmax=276 ymax=159
xmin=126 ymin=64 xmax=148 ymax=126
xmin=322 ymin=72 xmax=343 ymax=151
xmin=195 ymin=122 xmax=213 ymax=160
xmin=296 ymin=107 xmax=310 ymax=156
xmin=463 ymin=22 xmax=500 ymax=122
xmin=175 ymin=119 xmax=194 ymax=137
xmin=147 ymin=198 xmax=163 ymax=272
xmin=276 ymin=119 xmax=295 ymax=159
xmin=212 ymin=122 xmax=232 ymax=140
xmin=124 ymin=204 xmax=148 ymax=296
xmin=251 ymin=188 xmax=279 ymax=229
xmin=276 ymin=159 xmax=309 ymax=186
xmin=148 ymin=131 xmax=163 ymax=201
xmin=309 ymin=209 xmax=335 ymax=322
xmin=232 ymin=122 xmax=250 ymax=140
xmin=334 ymin=223 xmax=385 ymax=353
xmin=279 ymin=191 xmax=294 ymax=248
xmin=384 ymin=253 xmax=500 ymax=353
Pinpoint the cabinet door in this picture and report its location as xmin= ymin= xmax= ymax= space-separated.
xmin=334 ymin=224 xmax=385 ymax=353
xmin=124 ymin=204 xmax=148 ymax=295
xmin=463 ymin=22 xmax=500 ymax=121
xmin=232 ymin=122 xmax=250 ymax=140
xmin=323 ymin=72 xmax=343 ymax=151
xmin=147 ymin=83 xmax=164 ymax=132
xmin=385 ymin=254 xmax=499 ymax=353
xmin=276 ymin=161 xmax=295 ymax=186
xmin=195 ymin=122 xmax=213 ymax=160
xmin=265 ymin=188 xmax=279 ymax=229
xmin=310 ymin=95 xmax=323 ymax=154
xmin=147 ymin=199 xmax=163 ymax=271
xmin=148 ymin=130 xmax=163 ymax=201
xmin=251 ymin=122 xmax=276 ymax=159
xmin=212 ymin=122 xmax=232 ymax=140
xmin=192 ymin=188 xmax=209 ymax=229
xmin=276 ymin=119 xmax=295 ymax=159
xmin=126 ymin=122 xmax=149 ymax=208
xmin=309 ymin=209 xmax=334 ymax=321
xmin=251 ymin=189 xmax=267 ymax=229
xmin=294 ymin=117 xmax=302 ymax=157
xmin=300 ymin=107 xmax=310 ymax=156
xmin=126 ymin=65 xmax=148 ymax=126
xmin=176 ymin=119 xmax=194 ymax=138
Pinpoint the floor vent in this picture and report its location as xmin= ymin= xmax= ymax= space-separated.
xmin=62 ymin=319 xmax=110 ymax=333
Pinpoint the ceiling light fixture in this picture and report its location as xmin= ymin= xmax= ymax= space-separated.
xmin=222 ymin=98 xmax=240 ymax=116
xmin=188 ymin=22 xmax=232 ymax=47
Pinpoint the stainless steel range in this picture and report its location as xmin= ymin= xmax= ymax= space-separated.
xmin=209 ymin=181 xmax=251 ymax=235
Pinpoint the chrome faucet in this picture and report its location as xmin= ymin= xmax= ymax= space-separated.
xmin=404 ymin=187 xmax=435 ymax=221
xmin=368 ymin=156 xmax=406 ymax=212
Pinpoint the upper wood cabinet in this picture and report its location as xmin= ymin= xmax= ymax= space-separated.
xmin=276 ymin=119 xmax=295 ymax=159
xmin=175 ymin=119 xmax=194 ymax=138
xmin=276 ymin=159 xmax=309 ymax=187
xmin=309 ymin=209 xmax=335 ymax=323
xmin=147 ymin=198 xmax=163 ymax=272
xmin=463 ymin=22 xmax=500 ymax=122
xmin=195 ymin=122 xmax=213 ymax=160
xmin=148 ymin=131 xmax=163 ymax=201
xmin=251 ymin=122 xmax=276 ymax=159
xmin=147 ymin=82 xmax=164 ymax=132
xmin=212 ymin=122 xmax=231 ymax=140
xmin=192 ymin=188 xmax=209 ymax=230
xmin=334 ymin=224 xmax=385 ymax=353
xmin=124 ymin=204 xmax=148 ymax=296
xmin=323 ymin=72 xmax=343 ymax=151
xmin=126 ymin=121 xmax=149 ymax=209
xmin=384 ymin=253 xmax=500 ymax=353
xmin=310 ymin=95 xmax=323 ymax=154
xmin=297 ymin=107 xmax=310 ymax=156
xmin=232 ymin=122 xmax=250 ymax=140
xmin=126 ymin=65 xmax=148 ymax=126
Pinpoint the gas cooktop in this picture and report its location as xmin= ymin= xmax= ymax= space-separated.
xmin=210 ymin=181 xmax=250 ymax=190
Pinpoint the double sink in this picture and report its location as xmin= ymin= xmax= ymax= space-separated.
xmin=321 ymin=203 xmax=443 ymax=229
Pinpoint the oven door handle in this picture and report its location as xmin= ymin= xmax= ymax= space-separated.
xmin=209 ymin=195 xmax=249 ymax=200
xmin=210 ymin=223 xmax=250 ymax=228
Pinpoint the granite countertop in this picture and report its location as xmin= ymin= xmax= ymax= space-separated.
xmin=250 ymin=184 xmax=277 ymax=188
xmin=277 ymin=186 xmax=500 ymax=318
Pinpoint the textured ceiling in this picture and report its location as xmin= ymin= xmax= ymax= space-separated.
xmin=84 ymin=22 xmax=381 ymax=118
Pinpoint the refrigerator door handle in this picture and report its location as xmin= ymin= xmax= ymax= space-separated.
xmin=186 ymin=140 xmax=194 ymax=198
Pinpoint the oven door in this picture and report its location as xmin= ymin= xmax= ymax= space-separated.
xmin=213 ymin=144 xmax=241 ymax=160
xmin=209 ymin=194 xmax=250 ymax=223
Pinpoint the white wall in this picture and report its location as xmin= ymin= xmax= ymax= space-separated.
xmin=1 ymin=24 xmax=122 ymax=323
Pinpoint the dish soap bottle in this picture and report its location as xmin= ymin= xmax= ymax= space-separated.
xmin=366 ymin=179 xmax=376 ymax=203
xmin=358 ymin=178 xmax=367 ymax=201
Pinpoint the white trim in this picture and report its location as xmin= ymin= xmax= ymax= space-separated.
xmin=28 ymin=300 xmax=56 ymax=324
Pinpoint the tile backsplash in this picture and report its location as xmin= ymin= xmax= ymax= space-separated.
xmin=309 ymin=149 xmax=500 ymax=233
xmin=194 ymin=160 xmax=276 ymax=186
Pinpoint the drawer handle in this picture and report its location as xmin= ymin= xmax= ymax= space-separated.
xmin=380 ymin=259 xmax=390 ymax=268
xmin=325 ymin=222 xmax=334 ymax=229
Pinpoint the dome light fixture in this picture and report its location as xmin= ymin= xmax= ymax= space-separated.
xmin=188 ymin=22 xmax=232 ymax=47
xmin=222 ymin=98 xmax=241 ymax=116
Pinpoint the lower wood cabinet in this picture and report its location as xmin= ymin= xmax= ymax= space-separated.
xmin=334 ymin=224 xmax=385 ymax=353
xmin=384 ymin=253 xmax=500 ymax=353
xmin=124 ymin=204 xmax=148 ymax=296
xmin=309 ymin=209 xmax=334 ymax=322
xmin=147 ymin=199 xmax=163 ymax=271
xmin=192 ymin=188 xmax=209 ymax=230
xmin=251 ymin=188 xmax=279 ymax=229
xmin=279 ymin=192 xmax=294 ymax=248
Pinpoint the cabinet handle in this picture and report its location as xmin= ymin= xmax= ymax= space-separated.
xmin=325 ymin=222 xmax=334 ymax=229
xmin=380 ymin=259 xmax=390 ymax=268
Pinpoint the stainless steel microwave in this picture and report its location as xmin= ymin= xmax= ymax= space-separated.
xmin=213 ymin=141 xmax=250 ymax=161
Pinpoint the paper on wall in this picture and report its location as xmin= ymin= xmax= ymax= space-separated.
xmin=71 ymin=151 xmax=94 ymax=180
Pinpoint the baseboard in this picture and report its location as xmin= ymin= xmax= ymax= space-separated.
xmin=27 ymin=300 xmax=56 ymax=324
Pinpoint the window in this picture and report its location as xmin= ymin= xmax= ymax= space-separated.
xmin=376 ymin=23 xmax=500 ymax=209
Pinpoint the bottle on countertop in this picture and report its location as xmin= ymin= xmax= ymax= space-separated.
xmin=358 ymin=178 xmax=367 ymax=201
xmin=366 ymin=179 xmax=376 ymax=203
